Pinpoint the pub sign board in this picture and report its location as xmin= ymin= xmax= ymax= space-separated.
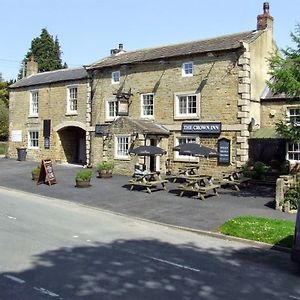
xmin=95 ymin=124 xmax=109 ymax=135
xmin=182 ymin=122 xmax=222 ymax=134
xmin=218 ymin=138 xmax=231 ymax=165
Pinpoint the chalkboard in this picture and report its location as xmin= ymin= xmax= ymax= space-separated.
xmin=218 ymin=138 xmax=231 ymax=165
xmin=37 ymin=159 xmax=57 ymax=185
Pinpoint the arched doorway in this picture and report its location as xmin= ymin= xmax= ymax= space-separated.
xmin=57 ymin=126 xmax=86 ymax=165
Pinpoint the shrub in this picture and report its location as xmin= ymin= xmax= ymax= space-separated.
xmin=97 ymin=161 xmax=114 ymax=170
xmin=75 ymin=169 xmax=93 ymax=181
xmin=242 ymin=161 xmax=271 ymax=180
xmin=31 ymin=165 xmax=41 ymax=176
xmin=282 ymin=185 xmax=300 ymax=210
xmin=252 ymin=161 xmax=271 ymax=180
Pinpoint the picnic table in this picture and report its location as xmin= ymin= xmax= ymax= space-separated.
xmin=128 ymin=171 xmax=168 ymax=193
xmin=172 ymin=165 xmax=199 ymax=182
xmin=178 ymin=175 xmax=220 ymax=200
xmin=214 ymin=170 xmax=251 ymax=191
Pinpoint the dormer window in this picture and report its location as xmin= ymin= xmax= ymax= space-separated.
xmin=182 ymin=62 xmax=193 ymax=77
xmin=112 ymin=71 xmax=120 ymax=84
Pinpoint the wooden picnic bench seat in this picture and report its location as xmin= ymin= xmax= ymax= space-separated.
xmin=128 ymin=172 xmax=168 ymax=193
xmin=178 ymin=177 xmax=220 ymax=200
xmin=214 ymin=171 xmax=251 ymax=191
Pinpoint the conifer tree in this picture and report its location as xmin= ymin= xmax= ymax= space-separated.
xmin=18 ymin=28 xmax=67 ymax=79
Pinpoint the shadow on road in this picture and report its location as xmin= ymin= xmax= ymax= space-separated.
xmin=1 ymin=239 xmax=300 ymax=299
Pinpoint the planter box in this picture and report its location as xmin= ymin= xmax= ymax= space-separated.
xmin=97 ymin=170 xmax=113 ymax=178
xmin=75 ymin=179 xmax=91 ymax=188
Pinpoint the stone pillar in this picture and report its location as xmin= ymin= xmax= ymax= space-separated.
xmin=236 ymin=43 xmax=251 ymax=168
xmin=86 ymin=80 xmax=92 ymax=166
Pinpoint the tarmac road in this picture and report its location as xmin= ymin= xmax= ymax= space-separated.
xmin=0 ymin=187 xmax=299 ymax=299
xmin=0 ymin=158 xmax=295 ymax=233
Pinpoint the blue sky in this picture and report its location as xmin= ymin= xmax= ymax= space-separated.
xmin=0 ymin=0 xmax=299 ymax=81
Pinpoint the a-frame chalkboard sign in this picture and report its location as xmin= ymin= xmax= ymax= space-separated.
xmin=37 ymin=159 xmax=57 ymax=186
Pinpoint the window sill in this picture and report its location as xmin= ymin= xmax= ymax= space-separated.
xmin=114 ymin=156 xmax=130 ymax=161
xmin=174 ymin=115 xmax=199 ymax=120
xmin=173 ymin=157 xmax=198 ymax=162
xmin=28 ymin=115 xmax=38 ymax=118
xmin=65 ymin=112 xmax=78 ymax=116
xmin=141 ymin=116 xmax=154 ymax=119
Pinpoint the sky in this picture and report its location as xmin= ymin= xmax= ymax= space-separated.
xmin=0 ymin=0 xmax=299 ymax=81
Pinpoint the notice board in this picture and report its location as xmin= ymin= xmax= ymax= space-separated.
xmin=37 ymin=159 xmax=57 ymax=185
xmin=218 ymin=138 xmax=231 ymax=165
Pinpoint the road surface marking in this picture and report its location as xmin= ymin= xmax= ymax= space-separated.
xmin=7 ymin=215 xmax=16 ymax=220
xmin=126 ymin=249 xmax=210 ymax=274
xmin=4 ymin=275 xmax=25 ymax=284
xmin=34 ymin=287 xmax=60 ymax=297
xmin=147 ymin=255 xmax=202 ymax=272
xmin=290 ymin=296 xmax=300 ymax=300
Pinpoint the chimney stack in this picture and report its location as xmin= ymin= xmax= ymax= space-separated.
xmin=26 ymin=55 xmax=38 ymax=77
xmin=110 ymin=43 xmax=125 ymax=56
xmin=257 ymin=2 xmax=273 ymax=30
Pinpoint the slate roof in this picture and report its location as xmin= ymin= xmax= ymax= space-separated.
xmin=109 ymin=117 xmax=170 ymax=136
xmin=129 ymin=118 xmax=170 ymax=136
xmin=87 ymin=30 xmax=261 ymax=69
xmin=10 ymin=67 xmax=88 ymax=89
xmin=250 ymin=127 xmax=284 ymax=139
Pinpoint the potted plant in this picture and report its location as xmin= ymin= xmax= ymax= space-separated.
xmin=75 ymin=169 xmax=93 ymax=188
xmin=31 ymin=165 xmax=41 ymax=181
xmin=97 ymin=161 xmax=114 ymax=178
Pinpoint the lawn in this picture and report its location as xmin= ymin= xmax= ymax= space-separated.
xmin=219 ymin=216 xmax=295 ymax=248
xmin=0 ymin=142 xmax=7 ymax=155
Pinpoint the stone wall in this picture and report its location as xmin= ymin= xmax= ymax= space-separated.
xmin=8 ymin=79 xmax=88 ymax=163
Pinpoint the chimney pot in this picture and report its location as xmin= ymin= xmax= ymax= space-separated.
xmin=263 ymin=2 xmax=270 ymax=15
xmin=119 ymin=43 xmax=123 ymax=50
xmin=257 ymin=2 xmax=273 ymax=30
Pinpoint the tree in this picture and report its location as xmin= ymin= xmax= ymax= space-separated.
xmin=18 ymin=28 xmax=67 ymax=79
xmin=0 ymin=77 xmax=9 ymax=140
xmin=0 ymin=100 xmax=8 ymax=141
xmin=267 ymin=24 xmax=300 ymax=142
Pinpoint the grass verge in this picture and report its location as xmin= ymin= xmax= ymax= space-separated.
xmin=219 ymin=216 xmax=295 ymax=248
xmin=0 ymin=142 xmax=7 ymax=155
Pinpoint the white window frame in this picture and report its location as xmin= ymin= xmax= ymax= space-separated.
xmin=111 ymin=71 xmax=120 ymax=84
xmin=287 ymin=142 xmax=300 ymax=163
xmin=182 ymin=61 xmax=194 ymax=77
xmin=29 ymin=90 xmax=39 ymax=117
xmin=141 ymin=93 xmax=154 ymax=118
xmin=67 ymin=86 xmax=78 ymax=114
xmin=28 ymin=130 xmax=39 ymax=149
xmin=174 ymin=91 xmax=199 ymax=119
xmin=174 ymin=136 xmax=198 ymax=161
xmin=287 ymin=107 xmax=300 ymax=124
xmin=106 ymin=98 xmax=118 ymax=121
xmin=115 ymin=135 xmax=130 ymax=159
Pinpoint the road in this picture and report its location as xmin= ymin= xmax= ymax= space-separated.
xmin=0 ymin=187 xmax=299 ymax=299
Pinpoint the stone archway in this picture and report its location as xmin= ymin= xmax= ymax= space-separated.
xmin=54 ymin=122 xmax=87 ymax=165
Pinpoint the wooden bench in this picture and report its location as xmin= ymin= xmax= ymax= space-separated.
xmin=178 ymin=177 xmax=220 ymax=200
xmin=215 ymin=171 xmax=251 ymax=191
xmin=129 ymin=172 xmax=168 ymax=193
